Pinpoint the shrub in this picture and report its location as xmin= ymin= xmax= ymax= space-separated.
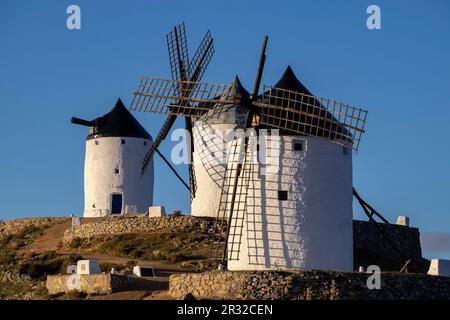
xmin=0 ymin=247 xmax=16 ymax=266
xmin=19 ymin=252 xmax=82 ymax=280
xmin=99 ymin=232 xmax=210 ymax=264
xmin=170 ymin=210 xmax=183 ymax=217
xmin=0 ymin=283 xmax=26 ymax=299
xmin=67 ymin=237 xmax=82 ymax=249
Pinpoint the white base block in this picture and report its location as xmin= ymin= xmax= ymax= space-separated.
xmin=66 ymin=265 xmax=77 ymax=275
xmin=77 ymin=260 xmax=101 ymax=275
xmin=427 ymin=259 xmax=450 ymax=277
xmin=133 ymin=266 xmax=155 ymax=277
xmin=148 ymin=206 xmax=166 ymax=217
xmin=396 ymin=216 xmax=410 ymax=227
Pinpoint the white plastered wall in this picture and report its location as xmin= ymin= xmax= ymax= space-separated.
xmin=227 ymin=135 xmax=353 ymax=271
xmin=191 ymin=122 xmax=234 ymax=217
xmin=83 ymin=136 xmax=154 ymax=217
xmin=191 ymin=121 xmax=354 ymax=271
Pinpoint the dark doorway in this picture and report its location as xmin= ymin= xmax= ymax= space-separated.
xmin=111 ymin=194 xmax=122 ymax=214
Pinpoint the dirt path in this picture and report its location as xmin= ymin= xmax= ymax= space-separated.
xmin=88 ymin=278 xmax=171 ymax=300
xmin=19 ymin=221 xmax=70 ymax=254
xmin=144 ymin=291 xmax=173 ymax=300
xmin=18 ymin=220 xmax=190 ymax=300
xmin=19 ymin=220 xmax=189 ymax=275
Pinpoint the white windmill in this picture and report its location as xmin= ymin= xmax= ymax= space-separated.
xmin=71 ymin=98 xmax=154 ymax=217
xmin=129 ymin=25 xmax=367 ymax=272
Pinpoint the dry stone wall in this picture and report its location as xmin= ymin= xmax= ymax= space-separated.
xmin=63 ymin=215 xmax=219 ymax=244
xmin=46 ymin=274 xmax=132 ymax=295
xmin=169 ymin=270 xmax=450 ymax=300
xmin=353 ymin=220 xmax=427 ymax=272
xmin=0 ymin=217 xmax=67 ymax=240
xmin=62 ymin=216 xmax=424 ymax=272
xmin=0 ymin=268 xmax=31 ymax=284
xmin=2 ymin=215 xmax=424 ymax=274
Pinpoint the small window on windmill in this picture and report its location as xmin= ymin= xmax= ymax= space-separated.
xmin=121 ymin=139 xmax=125 ymax=145
xmin=144 ymin=141 xmax=147 ymax=146
xmin=278 ymin=190 xmax=288 ymax=201
xmin=95 ymin=140 xmax=99 ymax=145
xmin=293 ymin=141 xmax=303 ymax=152
xmin=115 ymin=168 xmax=120 ymax=174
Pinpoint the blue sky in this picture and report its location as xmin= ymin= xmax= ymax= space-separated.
xmin=0 ymin=1 xmax=449 ymax=259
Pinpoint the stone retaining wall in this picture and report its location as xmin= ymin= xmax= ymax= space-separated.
xmin=353 ymin=220 xmax=426 ymax=272
xmin=0 ymin=268 xmax=31 ymax=284
xmin=169 ymin=270 xmax=450 ymax=300
xmin=63 ymin=215 xmax=219 ymax=244
xmin=62 ymin=216 xmax=424 ymax=271
xmin=0 ymin=217 xmax=67 ymax=240
xmin=46 ymin=274 xmax=133 ymax=295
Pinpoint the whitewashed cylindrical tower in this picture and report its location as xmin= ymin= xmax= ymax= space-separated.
xmin=227 ymin=134 xmax=353 ymax=271
xmin=72 ymin=98 xmax=154 ymax=217
xmin=191 ymin=77 xmax=249 ymax=217
xmin=192 ymin=68 xmax=354 ymax=271
xmin=191 ymin=123 xmax=228 ymax=217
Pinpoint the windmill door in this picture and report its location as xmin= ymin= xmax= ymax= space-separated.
xmin=111 ymin=194 xmax=122 ymax=214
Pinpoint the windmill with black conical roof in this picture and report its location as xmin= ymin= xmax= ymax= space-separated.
xmin=71 ymin=98 xmax=154 ymax=217
xmin=128 ymin=30 xmax=368 ymax=271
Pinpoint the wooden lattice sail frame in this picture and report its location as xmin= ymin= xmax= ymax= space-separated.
xmin=256 ymin=85 xmax=367 ymax=151
xmin=131 ymin=22 xmax=215 ymax=204
xmin=130 ymin=78 xmax=367 ymax=152
xmin=129 ymin=32 xmax=369 ymax=265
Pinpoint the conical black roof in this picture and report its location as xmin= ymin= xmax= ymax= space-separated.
xmin=201 ymin=76 xmax=249 ymax=126
xmin=273 ymin=65 xmax=313 ymax=96
xmin=261 ymin=66 xmax=350 ymax=138
xmin=87 ymin=98 xmax=151 ymax=140
xmin=224 ymin=75 xmax=250 ymax=99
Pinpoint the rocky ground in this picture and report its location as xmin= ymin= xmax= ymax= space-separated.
xmin=0 ymin=215 xmax=215 ymax=300
xmin=0 ymin=214 xmax=437 ymax=300
xmin=0 ymin=218 xmax=77 ymax=299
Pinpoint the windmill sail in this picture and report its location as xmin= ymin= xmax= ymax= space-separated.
xmin=188 ymin=31 xmax=214 ymax=83
xmin=255 ymin=85 xmax=367 ymax=151
xmin=127 ymin=27 xmax=369 ymax=270
xmin=131 ymin=78 xmax=234 ymax=116
xmin=166 ymin=22 xmax=189 ymax=85
xmin=130 ymin=23 xmax=216 ymax=175
xmin=208 ymin=134 xmax=255 ymax=262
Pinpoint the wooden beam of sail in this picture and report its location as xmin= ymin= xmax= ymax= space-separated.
xmin=257 ymin=85 xmax=367 ymax=151
xmin=130 ymin=77 xmax=233 ymax=116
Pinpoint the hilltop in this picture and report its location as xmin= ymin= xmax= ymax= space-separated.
xmin=0 ymin=215 xmax=215 ymax=300
xmin=0 ymin=214 xmax=435 ymax=300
